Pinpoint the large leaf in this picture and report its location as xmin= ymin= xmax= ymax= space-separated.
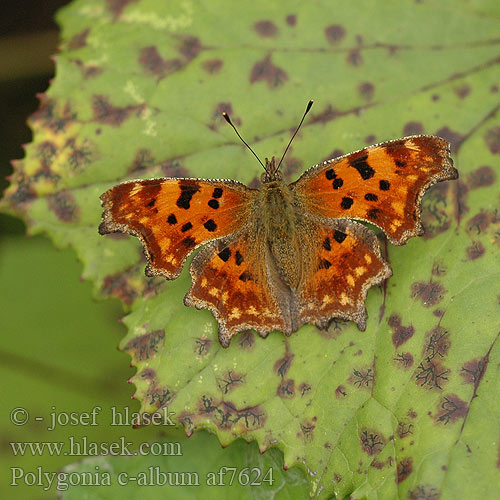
xmin=2 ymin=0 xmax=500 ymax=498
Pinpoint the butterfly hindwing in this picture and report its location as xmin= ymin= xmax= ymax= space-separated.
xmin=99 ymin=178 xmax=255 ymax=279
xmin=297 ymin=219 xmax=392 ymax=330
xmin=184 ymin=232 xmax=287 ymax=347
xmin=292 ymin=135 xmax=457 ymax=244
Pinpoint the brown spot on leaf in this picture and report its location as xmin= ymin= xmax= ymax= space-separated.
xmin=202 ymin=59 xmax=223 ymax=74
xmin=48 ymin=191 xmax=80 ymax=223
xmin=403 ymin=121 xmax=424 ymax=136
xmin=139 ymin=368 xmax=156 ymax=380
xmin=139 ymin=46 xmax=183 ymax=78
xmin=67 ymin=138 xmax=93 ymax=169
xmin=435 ymin=394 xmax=468 ymax=424
xmin=461 ymin=358 xmax=486 ymax=388
xmin=102 ymin=271 xmax=139 ymax=304
xmin=199 ymin=395 xmax=266 ymax=430
xmin=312 ymin=104 xmax=340 ymax=125
xmin=217 ymin=370 xmax=244 ymax=394
xmin=360 ymin=429 xmax=386 ymax=455
xmin=160 ymin=159 xmax=189 ymax=178
xmin=397 ymin=422 xmax=414 ymax=438
xmin=194 ymin=337 xmax=211 ymax=357
xmin=359 ymin=81 xmax=374 ymax=100
xmin=325 ymin=24 xmax=346 ymax=44
xmin=250 ymin=54 xmax=288 ymax=88
xmin=484 ymin=126 xmax=500 ymax=154
xmin=92 ymin=95 xmax=144 ymax=126
xmin=179 ymin=36 xmax=202 ymax=60
xmin=299 ymin=382 xmax=311 ymax=396
xmin=415 ymin=358 xmax=449 ymax=390
xmin=424 ymin=326 xmax=450 ymax=361
xmin=285 ymin=14 xmax=296 ymax=26
xmin=274 ymin=347 xmax=294 ymax=377
xmin=254 ymin=20 xmax=278 ymax=37
xmin=130 ymin=148 xmax=155 ymax=173
xmin=435 ymin=126 xmax=464 ymax=154
xmin=277 ymin=379 xmax=295 ymax=398
xmin=106 ymin=0 xmax=139 ymax=19
xmin=467 ymin=166 xmax=496 ymax=189
xmin=238 ymin=331 xmax=255 ymax=349
xmin=335 ymin=385 xmax=347 ymax=398
xmin=122 ymin=330 xmax=164 ymax=362
xmin=411 ymin=280 xmax=446 ymax=307
xmin=409 ymin=484 xmax=439 ymax=500
xmin=37 ymin=141 xmax=58 ymax=166
xmin=299 ymin=421 xmax=315 ymax=442
xmin=397 ymin=457 xmax=413 ymax=483
xmin=421 ymin=183 xmax=453 ymax=239
xmin=388 ymin=314 xmax=415 ymax=348
xmin=321 ymin=149 xmax=343 ymax=163
xmin=67 ymin=29 xmax=90 ymax=50
xmin=346 ymin=49 xmax=362 ymax=66
xmin=466 ymin=241 xmax=485 ymax=260
xmin=454 ymin=84 xmax=471 ymax=99
xmin=394 ymin=352 xmax=414 ymax=368
xmin=72 ymin=59 xmax=102 ymax=79
xmin=431 ymin=261 xmax=447 ymax=276
xmin=145 ymin=384 xmax=175 ymax=410
xmin=350 ymin=367 xmax=374 ymax=389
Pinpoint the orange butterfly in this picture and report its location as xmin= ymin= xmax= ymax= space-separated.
xmin=99 ymin=101 xmax=457 ymax=347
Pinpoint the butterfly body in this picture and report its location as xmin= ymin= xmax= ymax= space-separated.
xmin=99 ymin=134 xmax=457 ymax=347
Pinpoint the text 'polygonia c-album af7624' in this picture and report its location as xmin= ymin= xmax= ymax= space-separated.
xmin=99 ymin=101 xmax=458 ymax=348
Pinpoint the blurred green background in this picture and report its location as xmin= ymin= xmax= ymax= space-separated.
xmin=0 ymin=3 xmax=153 ymax=498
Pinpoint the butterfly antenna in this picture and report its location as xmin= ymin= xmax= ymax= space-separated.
xmin=222 ymin=112 xmax=266 ymax=170
xmin=277 ymin=99 xmax=314 ymax=171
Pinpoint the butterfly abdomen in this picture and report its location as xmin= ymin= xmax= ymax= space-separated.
xmin=258 ymin=181 xmax=304 ymax=290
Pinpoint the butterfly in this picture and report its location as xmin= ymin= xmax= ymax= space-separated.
xmin=99 ymin=100 xmax=458 ymax=347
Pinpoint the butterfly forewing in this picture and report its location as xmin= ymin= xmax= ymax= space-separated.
xmin=99 ymin=178 xmax=255 ymax=279
xmin=291 ymin=135 xmax=457 ymax=245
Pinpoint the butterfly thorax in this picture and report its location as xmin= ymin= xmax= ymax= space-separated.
xmin=258 ymin=179 xmax=305 ymax=290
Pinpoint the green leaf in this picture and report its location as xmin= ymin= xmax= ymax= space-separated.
xmin=2 ymin=0 xmax=500 ymax=498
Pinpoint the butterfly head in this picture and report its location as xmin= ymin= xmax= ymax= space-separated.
xmin=261 ymin=156 xmax=283 ymax=183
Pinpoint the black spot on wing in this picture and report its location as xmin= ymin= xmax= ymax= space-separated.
xmin=239 ymin=271 xmax=251 ymax=281
xmin=319 ymin=259 xmax=332 ymax=269
xmin=333 ymin=178 xmax=343 ymax=189
xmin=364 ymin=193 xmax=378 ymax=201
xmin=181 ymin=222 xmax=193 ymax=232
xmin=208 ymin=199 xmax=219 ymax=209
xmin=367 ymin=208 xmax=381 ymax=220
xmin=379 ymin=180 xmax=390 ymax=191
xmin=235 ymin=250 xmax=243 ymax=265
xmin=176 ymin=182 xmax=200 ymax=209
xmin=204 ymin=219 xmax=217 ymax=232
xmin=181 ymin=236 xmax=196 ymax=249
xmin=146 ymin=198 xmax=156 ymax=207
xmin=341 ymin=197 xmax=353 ymax=209
xmin=333 ymin=230 xmax=347 ymax=243
xmin=212 ymin=187 xmax=223 ymax=198
xmin=350 ymin=154 xmax=375 ymax=180
xmin=325 ymin=168 xmax=336 ymax=180
xmin=167 ymin=213 xmax=177 ymax=225
xmin=323 ymin=237 xmax=331 ymax=251
xmin=218 ymin=247 xmax=231 ymax=262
